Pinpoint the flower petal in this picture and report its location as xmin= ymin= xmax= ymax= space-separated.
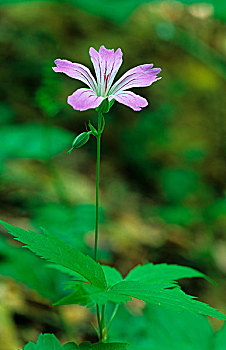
xmin=67 ymin=88 xmax=104 ymax=111
xmin=89 ymin=46 xmax=123 ymax=95
xmin=109 ymin=64 xmax=161 ymax=95
xmin=109 ymin=91 xmax=148 ymax=111
xmin=53 ymin=59 xmax=97 ymax=91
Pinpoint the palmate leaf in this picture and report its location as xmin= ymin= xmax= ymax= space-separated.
xmin=1 ymin=221 xmax=225 ymax=320
xmin=125 ymin=263 xmax=212 ymax=283
xmin=54 ymin=283 xmax=129 ymax=307
xmin=56 ymin=264 xmax=226 ymax=321
xmin=55 ymin=265 xmax=124 ymax=306
xmin=59 ymin=265 xmax=123 ymax=285
xmin=110 ymin=282 xmax=226 ymax=320
xmin=102 ymin=265 xmax=123 ymax=287
xmin=55 ymin=266 xmax=124 ymax=306
xmin=0 ymin=221 xmax=106 ymax=289
xmin=20 ymin=333 xmax=128 ymax=350
xmin=56 ymin=279 xmax=226 ymax=320
xmin=47 ymin=263 xmax=88 ymax=281
xmin=21 ymin=333 xmax=67 ymax=350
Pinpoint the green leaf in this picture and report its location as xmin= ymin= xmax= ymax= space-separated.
xmin=102 ymin=265 xmax=123 ymax=287
xmin=0 ymin=221 xmax=106 ymax=289
xmin=81 ymin=343 xmax=129 ymax=349
xmin=0 ymin=203 xmax=104 ymax=300
xmin=20 ymin=334 xmax=128 ymax=350
xmin=109 ymin=305 xmax=213 ymax=350
xmin=21 ymin=333 xmax=63 ymax=350
xmin=110 ymin=282 xmax=226 ymax=321
xmin=55 ymin=265 xmax=123 ymax=306
xmin=47 ymin=263 xmax=88 ymax=281
xmin=55 ymin=261 xmax=225 ymax=321
xmin=125 ymin=263 xmax=211 ymax=283
xmin=54 ymin=282 xmax=129 ymax=307
xmin=55 ymin=280 xmax=173 ymax=307
xmin=214 ymin=324 xmax=226 ymax=350
xmin=4 ymin=223 xmax=223 ymax=321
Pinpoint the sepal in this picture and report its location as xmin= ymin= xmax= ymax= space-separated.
xmin=96 ymin=99 xmax=111 ymax=114
xmin=88 ymin=121 xmax=98 ymax=137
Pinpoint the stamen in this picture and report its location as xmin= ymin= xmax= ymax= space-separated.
xmin=104 ymin=73 xmax=110 ymax=94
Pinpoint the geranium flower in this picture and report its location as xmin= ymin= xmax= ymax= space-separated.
xmin=53 ymin=45 xmax=161 ymax=112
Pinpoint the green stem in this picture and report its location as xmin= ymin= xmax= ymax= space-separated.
xmin=95 ymin=113 xmax=104 ymax=341
xmin=106 ymin=304 xmax=119 ymax=333
xmin=96 ymin=304 xmax=102 ymax=340
xmin=101 ymin=305 xmax=107 ymax=342
xmin=94 ymin=113 xmax=102 ymax=262
xmin=101 ymin=305 xmax=106 ymax=328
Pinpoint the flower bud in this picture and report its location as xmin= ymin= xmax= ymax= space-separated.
xmin=67 ymin=132 xmax=90 ymax=153
xmin=96 ymin=98 xmax=111 ymax=114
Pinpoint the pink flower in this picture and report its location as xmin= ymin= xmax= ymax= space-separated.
xmin=53 ymin=46 xmax=161 ymax=112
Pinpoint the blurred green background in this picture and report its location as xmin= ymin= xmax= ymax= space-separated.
xmin=0 ymin=0 xmax=225 ymax=349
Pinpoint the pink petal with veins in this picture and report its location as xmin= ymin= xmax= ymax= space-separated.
xmin=110 ymin=64 xmax=161 ymax=95
xmin=53 ymin=59 xmax=97 ymax=91
xmin=109 ymin=91 xmax=148 ymax=111
xmin=89 ymin=46 xmax=123 ymax=94
xmin=67 ymin=88 xmax=104 ymax=111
